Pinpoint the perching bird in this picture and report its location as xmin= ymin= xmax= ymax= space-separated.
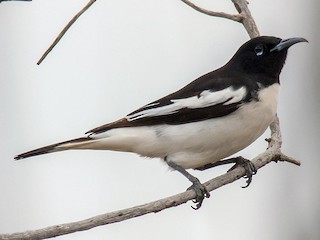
xmin=15 ymin=36 xmax=307 ymax=209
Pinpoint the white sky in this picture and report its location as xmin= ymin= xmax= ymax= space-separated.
xmin=0 ymin=0 xmax=319 ymax=240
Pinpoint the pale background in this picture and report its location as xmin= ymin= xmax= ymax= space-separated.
xmin=0 ymin=0 xmax=319 ymax=239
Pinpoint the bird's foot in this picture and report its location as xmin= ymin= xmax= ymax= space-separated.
xmin=165 ymin=159 xmax=210 ymax=209
xmin=187 ymin=178 xmax=210 ymax=210
xmin=227 ymin=156 xmax=257 ymax=188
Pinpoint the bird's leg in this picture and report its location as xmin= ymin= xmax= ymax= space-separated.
xmin=165 ymin=159 xmax=210 ymax=210
xmin=195 ymin=158 xmax=241 ymax=171
xmin=195 ymin=156 xmax=257 ymax=188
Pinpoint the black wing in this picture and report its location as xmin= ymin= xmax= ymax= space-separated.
xmin=86 ymin=69 xmax=259 ymax=135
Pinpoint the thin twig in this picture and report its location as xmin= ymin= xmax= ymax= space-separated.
xmin=278 ymin=153 xmax=301 ymax=166
xmin=37 ymin=0 xmax=96 ymax=65
xmin=181 ymin=0 xmax=243 ymax=22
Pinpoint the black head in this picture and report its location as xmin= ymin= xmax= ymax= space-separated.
xmin=227 ymin=36 xmax=308 ymax=78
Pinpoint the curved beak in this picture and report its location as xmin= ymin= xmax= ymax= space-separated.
xmin=270 ymin=37 xmax=308 ymax=52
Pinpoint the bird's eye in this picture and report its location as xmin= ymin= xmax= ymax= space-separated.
xmin=254 ymin=45 xmax=264 ymax=56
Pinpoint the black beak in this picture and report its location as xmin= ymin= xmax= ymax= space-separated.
xmin=270 ymin=37 xmax=308 ymax=52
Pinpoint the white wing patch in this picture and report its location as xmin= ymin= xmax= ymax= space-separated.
xmin=126 ymin=86 xmax=247 ymax=121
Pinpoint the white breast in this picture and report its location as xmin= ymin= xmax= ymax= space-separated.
xmin=164 ymin=83 xmax=280 ymax=168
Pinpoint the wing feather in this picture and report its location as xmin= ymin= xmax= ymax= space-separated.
xmin=86 ymin=70 xmax=259 ymax=135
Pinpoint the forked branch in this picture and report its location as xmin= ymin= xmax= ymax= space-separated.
xmin=181 ymin=0 xmax=243 ymax=22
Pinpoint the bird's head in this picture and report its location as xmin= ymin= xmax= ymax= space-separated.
xmin=228 ymin=36 xmax=308 ymax=78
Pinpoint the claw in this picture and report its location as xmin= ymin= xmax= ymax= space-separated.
xmin=187 ymin=179 xmax=210 ymax=210
xmin=227 ymin=157 xmax=257 ymax=188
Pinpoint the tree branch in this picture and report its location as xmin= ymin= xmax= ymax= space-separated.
xmin=1 ymin=0 xmax=300 ymax=239
xmin=231 ymin=0 xmax=260 ymax=38
xmin=181 ymin=0 xmax=243 ymax=22
xmin=36 ymin=0 xmax=96 ymax=65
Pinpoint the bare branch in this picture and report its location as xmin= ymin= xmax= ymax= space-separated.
xmin=180 ymin=0 xmax=260 ymax=38
xmin=37 ymin=0 xmax=96 ymax=65
xmin=181 ymin=0 xmax=243 ymax=22
xmin=267 ymin=115 xmax=301 ymax=166
xmin=232 ymin=0 xmax=260 ymax=38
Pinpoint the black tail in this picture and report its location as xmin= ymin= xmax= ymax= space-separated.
xmin=14 ymin=137 xmax=92 ymax=160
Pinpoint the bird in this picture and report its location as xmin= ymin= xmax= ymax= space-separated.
xmin=15 ymin=36 xmax=307 ymax=209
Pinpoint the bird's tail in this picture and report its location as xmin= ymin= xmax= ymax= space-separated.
xmin=14 ymin=137 xmax=93 ymax=160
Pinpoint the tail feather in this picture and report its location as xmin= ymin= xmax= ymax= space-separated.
xmin=14 ymin=137 xmax=93 ymax=160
